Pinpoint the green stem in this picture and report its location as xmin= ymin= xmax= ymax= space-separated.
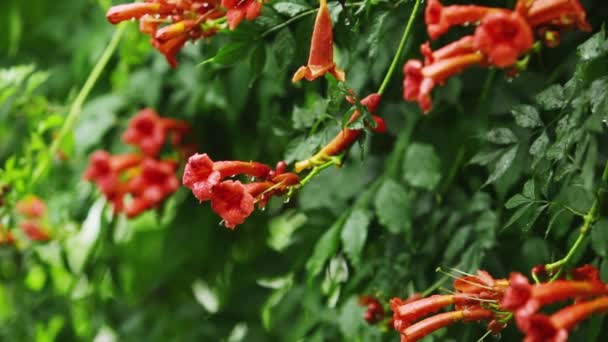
xmin=545 ymin=160 xmax=608 ymax=281
xmin=377 ymin=0 xmax=421 ymax=95
xmin=298 ymin=156 xmax=342 ymax=187
xmin=476 ymin=69 xmax=496 ymax=115
xmin=31 ymin=25 xmax=125 ymax=185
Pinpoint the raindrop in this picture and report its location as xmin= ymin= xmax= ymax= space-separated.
xmin=218 ymin=219 xmax=226 ymax=227
xmin=259 ymin=206 xmax=266 ymax=212
xmin=602 ymin=118 xmax=608 ymax=126
xmin=249 ymin=176 xmax=256 ymax=182
xmin=283 ymin=197 xmax=291 ymax=204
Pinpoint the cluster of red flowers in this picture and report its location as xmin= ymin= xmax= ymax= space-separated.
xmin=84 ymin=108 xmax=191 ymax=217
xmin=387 ymin=264 xmax=608 ymax=341
xmin=182 ymin=154 xmax=300 ymax=228
xmin=390 ymin=270 xmax=508 ymax=341
xmin=106 ymin=0 xmax=265 ymax=67
xmin=0 ymin=195 xmax=52 ymax=245
xmin=403 ymin=0 xmax=591 ymax=112
xmin=502 ymin=265 xmax=608 ymax=342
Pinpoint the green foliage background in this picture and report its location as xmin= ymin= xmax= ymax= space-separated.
xmin=1 ymin=0 xmax=608 ymax=340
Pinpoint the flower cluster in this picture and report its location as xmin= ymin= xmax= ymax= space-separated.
xmin=386 ymin=264 xmax=608 ymax=341
xmin=15 ymin=195 xmax=51 ymax=242
xmin=84 ymin=108 xmax=190 ymax=218
xmin=404 ymin=0 xmax=591 ymax=112
xmin=390 ymin=270 xmax=508 ymax=341
xmin=106 ymin=0 xmax=265 ymax=67
xmin=182 ymin=153 xmax=300 ymax=229
xmin=501 ymin=265 xmax=608 ymax=342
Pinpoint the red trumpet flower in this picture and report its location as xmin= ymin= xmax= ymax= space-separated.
xmin=523 ymin=296 xmax=608 ymax=342
xmin=106 ymin=3 xmax=174 ymax=25
xmin=425 ymin=0 xmax=502 ymax=40
xmin=292 ymin=0 xmax=345 ymax=83
xmin=122 ymin=108 xmax=190 ymax=156
xmin=501 ymin=272 xmax=608 ymax=331
xmin=400 ymin=309 xmax=494 ymax=342
xmin=392 ymin=294 xmax=477 ymax=331
xmin=127 ymin=159 xmax=180 ymax=205
xmin=222 ymin=0 xmax=263 ymax=30
xmin=84 ymin=151 xmax=143 ymax=197
xmin=182 ymin=153 xmax=273 ymax=202
xmin=403 ymin=51 xmax=484 ymax=113
xmin=527 ymin=0 xmax=591 ymax=32
xmin=294 ymin=93 xmax=383 ymax=172
xmin=473 ymin=11 xmax=534 ymax=68
xmin=15 ymin=195 xmax=47 ymax=219
xmin=19 ymin=220 xmax=51 ymax=242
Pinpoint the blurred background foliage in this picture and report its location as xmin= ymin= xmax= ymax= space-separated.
xmin=0 ymin=0 xmax=608 ymax=341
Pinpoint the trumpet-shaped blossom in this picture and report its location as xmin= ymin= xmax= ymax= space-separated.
xmin=292 ymin=0 xmax=345 ymax=82
xmin=473 ymin=11 xmax=534 ymax=68
xmin=523 ymin=297 xmax=608 ymax=342
xmin=106 ymin=1 xmax=230 ymax=67
xmin=183 ymin=153 xmax=273 ymax=202
xmin=128 ymin=159 xmax=180 ymax=205
xmin=403 ymin=51 xmax=484 ymax=113
xmin=210 ymin=180 xmax=256 ymax=229
xmin=425 ymin=0 xmax=500 ymax=40
xmin=15 ymin=195 xmax=46 ymax=219
xmin=122 ymin=108 xmax=168 ymax=157
xmin=527 ymin=0 xmax=591 ymax=32
xmin=83 ymin=150 xmax=142 ymax=197
xmin=222 ymin=0 xmax=263 ymax=30
xmin=19 ymin=220 xmax=51 ymax=242
xmin=400 ymin=309 xmax=494 ymax=342
xmin=501 ymin=272 xmax=608 ymax=331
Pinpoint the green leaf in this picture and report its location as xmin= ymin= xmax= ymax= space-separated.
xmin=503 ymin=202 xmax=533 ymax=229
xmin=485 ymin=145 xmax=518 ymax=185
xmin=267 ymin=211 xmax=308 ymax=252
xmin=367 ymin=11 xmax=389 ymax=60
xmin=374 ymin=179 xmax=411 ymax=234
xmin=485 ymin=128 xmax=517 ymax=145
xmin=249 ymin=44 xmax=266 ymax=81
xmin=530 ymin=132 xmax=549 ymax=158
xmin=306 ymin=214 xmax=345 ymax=280
xmin=522 ymin=237 xmax=550 ymax=269
xmin=200 ymin=42 xmax=253 ymax=66
xmin=403 ymin=143 xmax=441 ymax=191
xmin=523 ymin=179 xmax=535 ymax=199
xmin=292 ymin=99 xmax=328 ymax=130
xmin=272 ymin=29 xmax=296 ymax=72
xmin=591 ymin=219 xmax=608 ymax=257
xmin=505 ymin=194 xmax=531 ymax=209
xmin=340 ymin=209 xmax=371 ymax=266
xmin=338 ymin=297 xmax=366 ymax=340
xmin=469 ymin=149 xmax=504 ymax=166
xmin=443 ymin=226 xmax=471 ymax=262
xmin=65 ymin=199 xmax=105 ymax=273
xmin=536 ymin=84 xmax=565 ymax=110
xmin=578 ymin=28 xmax=608 ymax=61
xmin=511 ymin=105 xmax=542 ymax=128
xmin=75 ymin=94 xmax=122 ymax=153
xmin=273 ymin=1 xmax=311 ymax=16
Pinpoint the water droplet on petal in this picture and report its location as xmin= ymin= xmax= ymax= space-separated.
xmin=249 ymin=176 xmax=256 ymax=182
